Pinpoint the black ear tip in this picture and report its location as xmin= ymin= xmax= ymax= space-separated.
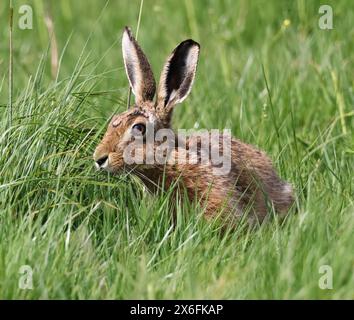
xmin=172 ymin=39 xmax=200 ymax=55
xmin=175 ymin=39 xmax=200 ymax=54
xmin=183 ymin=39 xmax=200 ymax=48
xmin=124 ymin=26 xmax=132 ymax=37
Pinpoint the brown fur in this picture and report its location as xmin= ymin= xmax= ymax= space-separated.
xmin=93 ymin=27 xmax=294 ymax=225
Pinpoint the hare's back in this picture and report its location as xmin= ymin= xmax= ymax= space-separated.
xmin=230 ymin=138 xmax=294 ymax=215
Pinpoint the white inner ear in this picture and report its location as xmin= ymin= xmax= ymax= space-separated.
xmin=185 ymin=45 xmax=199 ymax=68
xmin=122 ymin=31 xmax=142 ymax=98
xmin=169 ymin=89 xmax=178 ymax=103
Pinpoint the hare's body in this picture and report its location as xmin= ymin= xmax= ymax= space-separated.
xmin=128 ymin=134 xmax=293 ymax=223
xmin=93 ymin=27 xmax=294 ymax=224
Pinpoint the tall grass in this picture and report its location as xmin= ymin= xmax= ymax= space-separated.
xmin=0 ymin=0 xmax=353 ymax=299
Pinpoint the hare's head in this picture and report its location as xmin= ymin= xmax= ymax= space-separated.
xmin=93 ymin=27 xmax=200 ymax=172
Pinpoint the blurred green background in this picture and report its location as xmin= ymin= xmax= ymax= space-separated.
xmin=1 ymin=0 xmax=352 ymax=131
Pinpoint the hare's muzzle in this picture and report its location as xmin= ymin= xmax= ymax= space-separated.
xmin=94 ymin=155 xmax=109 ymax=169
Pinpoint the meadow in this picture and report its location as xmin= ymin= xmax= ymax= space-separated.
xmin=0 ymin=0 xmax=353 ymax=299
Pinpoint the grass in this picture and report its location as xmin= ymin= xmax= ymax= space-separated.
xmin=0 ymin=0 xmax=353 ymax=299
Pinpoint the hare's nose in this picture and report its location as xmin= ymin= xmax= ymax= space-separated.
xmin=96 ymin=155 xmax=108 ymax=167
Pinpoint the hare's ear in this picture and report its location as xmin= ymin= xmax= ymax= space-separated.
xmin=122 ymin=26 xmax=156 ymax=104
xmin=156 ymin=39 xmax=200 ymax=115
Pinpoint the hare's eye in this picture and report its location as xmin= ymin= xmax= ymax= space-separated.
xmin=132 ymin=123 xmax=146 ymax=135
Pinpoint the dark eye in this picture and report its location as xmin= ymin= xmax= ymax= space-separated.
xmin=132 ymin=123 xmax=146 ymax=135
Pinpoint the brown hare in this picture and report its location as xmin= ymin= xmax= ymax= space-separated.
xmin=93 ymin=26 xmax=294 ymax=224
